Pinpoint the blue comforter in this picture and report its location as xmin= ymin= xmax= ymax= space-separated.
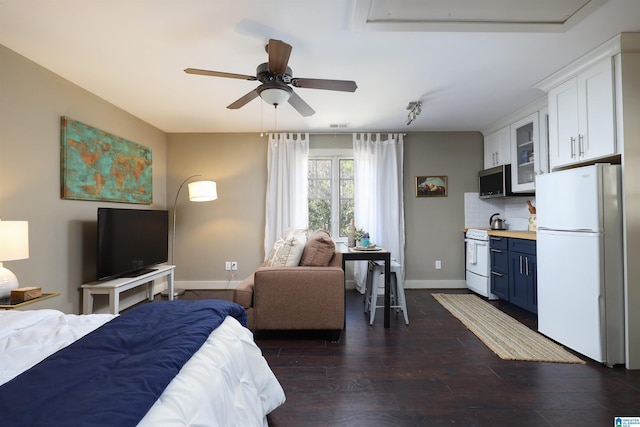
xmin=0 ymin=299 xmax=247 ymax=427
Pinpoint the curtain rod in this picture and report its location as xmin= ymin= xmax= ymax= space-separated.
xmin=262 ymin=132 xmax=407 ymax=136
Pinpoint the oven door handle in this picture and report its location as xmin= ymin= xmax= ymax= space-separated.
xmin=464 ymin=239 xmax=487 ymax=246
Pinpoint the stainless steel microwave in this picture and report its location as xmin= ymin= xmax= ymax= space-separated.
xmin=478 ymin=164 xmax=514 ymax=198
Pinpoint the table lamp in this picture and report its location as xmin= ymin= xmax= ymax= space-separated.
xmin=0 ymin=220 xmax=29 ymax=299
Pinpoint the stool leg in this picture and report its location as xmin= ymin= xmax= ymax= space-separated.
xmin=391 ymin=273 xmax=399 ymax=314
xmin=364 ymin=261 xmax=375 ymax=313
xmin=369 ymin=270 xmax=381 ymax=325
xmin=395 ymin=272 xmax=409 ymax=325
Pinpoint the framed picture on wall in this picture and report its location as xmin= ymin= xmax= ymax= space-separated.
xmin=60 ymin=117 xmax=153 ymax=204
xmin=416 ymin=176 xmax=447 ymax=197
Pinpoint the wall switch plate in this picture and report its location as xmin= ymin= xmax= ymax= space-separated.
xmin=231 ymin=261 xmax=238 ymax=271
xmin=225 ymin=261 xmax=231 ymax=271
xmin=435 ymin=260 xmax=442 ymax=270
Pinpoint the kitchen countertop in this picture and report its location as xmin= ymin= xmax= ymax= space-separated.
xmin=462 ymin=228 xmax=537 ymax=241
xmin=487 ymin=230 xmax=536 ymax=240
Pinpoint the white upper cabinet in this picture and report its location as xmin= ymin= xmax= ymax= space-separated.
xmin=537 ymin=106 xmax=550 ymax=176
xmin=510 ymin=112 xmax=539 ymax=193
xmin=546 ymin=58 xmax=616 ymax=169
xmin=483 ymin=126 xmax=511 ymax=169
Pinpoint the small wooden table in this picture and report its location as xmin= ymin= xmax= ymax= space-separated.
xmin=339 ymin=244 xmax=392 ymax=328
xmin=0 ymin=292 xmax=61 ymax=309
xmin=81 ymin=265 xmax=175 ymax=314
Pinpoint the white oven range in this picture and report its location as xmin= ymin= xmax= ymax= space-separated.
xmin=464 ymin=228 xmax=497 ymax=300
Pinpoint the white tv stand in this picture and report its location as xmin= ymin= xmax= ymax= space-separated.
xmin=81 ymin=264 xmax=175 ymax=314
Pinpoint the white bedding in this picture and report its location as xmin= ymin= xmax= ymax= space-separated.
xmin=0 ymin=309 xmax=285 ymax=427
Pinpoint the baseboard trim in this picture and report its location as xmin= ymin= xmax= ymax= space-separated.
xmin=173 ymin=280 xmax=241 ymax=290
xmin=170 ymin=279 xmax=467 ymax=291
xmin=404 ymin=279 xmax=467 ymax=289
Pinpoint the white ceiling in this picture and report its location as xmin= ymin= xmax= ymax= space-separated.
xmin=1 ymin=0 xmax=639 ymax=134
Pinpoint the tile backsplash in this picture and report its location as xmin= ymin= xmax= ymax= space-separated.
xmin=464 ymin=192 xmax=535 ymax=230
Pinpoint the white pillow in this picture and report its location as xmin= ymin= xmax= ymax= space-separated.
xmin=266 ymin=230 xmax=308 ymax=267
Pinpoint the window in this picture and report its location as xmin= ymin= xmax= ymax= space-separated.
xmin=308 ymin=153 xmax=354 ymax=240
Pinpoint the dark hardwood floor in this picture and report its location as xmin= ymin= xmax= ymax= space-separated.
xmin=171 ymin=289 xmax=640 ymax=426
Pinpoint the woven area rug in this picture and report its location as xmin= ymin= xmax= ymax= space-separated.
xmin=433 ymin=293 xmax=585 ymax=364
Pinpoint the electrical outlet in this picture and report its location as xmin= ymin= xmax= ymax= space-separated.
xmin=435 ymin=260 xmax=442 ymax=270
xmin=225 ymin=261 xmax=231 ymax=271
xmin=231 ymin=261 xmax=238 ymax=271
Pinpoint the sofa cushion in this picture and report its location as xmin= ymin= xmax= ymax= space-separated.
xmin=300 ymin=229 xmax=335 ymax=267
xmin=266 ymin=229 xmax=308 ymax=267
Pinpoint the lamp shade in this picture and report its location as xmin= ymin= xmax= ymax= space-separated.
xmin=0 ymin=220 xmax=29 ymax=298
xmin=258 ymin=83 xmax=293 ymax=106
xmin=0 ymin=221 xmax=29 ymax=261
xmin=188 ymin=180 xmax=217 ymax=202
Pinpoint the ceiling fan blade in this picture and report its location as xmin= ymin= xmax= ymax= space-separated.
xmin=227 ymin=89 xmax=259 ymax=109
xmin=184 ymin=68 xmax=257 ymax=81
xmin=267 ymin=39 xmax=292 ymax=75
xmin=288 ymin=91 xmax=315 ymax=117
xmin=292 ymin=78 xmax=357 ymax=92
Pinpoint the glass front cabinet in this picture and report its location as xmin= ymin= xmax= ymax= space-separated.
xmin=510 ymin=112 xmax=539 ymax=193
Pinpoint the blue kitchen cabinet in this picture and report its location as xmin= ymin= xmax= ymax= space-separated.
xmin=489 ymin=236 xmax=509 ymax=300
xmin=490 ymin=236 xmax=537 ymax=313
xmin=508 ymin=239 xmax=537 ymax=313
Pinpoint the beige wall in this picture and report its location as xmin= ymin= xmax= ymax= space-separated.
xmin=1 ymin=45 xmax=167 ymax=314
xmin=0 ymin=43 xmax=482 ymax=315
xmin=619 ymin=50 xmax=640 ymax=369
xmin=166 ymin=133 xmax=268 ymax=286
xmin=166 ymin=131 xmax=483 ymax=290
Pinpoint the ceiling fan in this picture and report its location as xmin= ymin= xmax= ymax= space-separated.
xmin=184 ymin=39 xmax=357 ymax=117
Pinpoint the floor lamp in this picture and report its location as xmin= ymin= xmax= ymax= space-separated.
xmin=167 ymin=175 xmax=217 ymax=297
xmin=0 ymin=220 xmax=29 ymax=299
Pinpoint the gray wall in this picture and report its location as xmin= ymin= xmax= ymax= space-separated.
xmin=1 ymin=44 xmax=168 ymax=314
xmin=166 ymin=133 xmax=268 ymax=286
xmin=166 ymin=131 xmax=483 ymax=289
xmin=619 ymin=49 xmax=640 ymax=368
xmin=1 ymin=42 xmax=482 ymax=313
xmin=3 ymin=37 xmax=640 ymax=368
xmin=404 ymin=132 xmax=483 ymax=286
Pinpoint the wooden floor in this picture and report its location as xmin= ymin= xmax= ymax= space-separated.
xmin=173 ymin=289 xmax=640 ymax=427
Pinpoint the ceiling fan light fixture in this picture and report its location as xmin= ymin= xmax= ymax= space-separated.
xmin=258 ymin=84 xmax=293 ymax=106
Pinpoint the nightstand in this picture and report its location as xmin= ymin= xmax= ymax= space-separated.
xmin=0 ymin=292 xmax=61 ymax=309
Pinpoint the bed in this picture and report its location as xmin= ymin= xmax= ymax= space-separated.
xmin=0 ymin=299 xmax=285 ymax=426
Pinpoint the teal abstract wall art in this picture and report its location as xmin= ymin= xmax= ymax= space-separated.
xmin=60 ymin=117 xmax=152 ymax=204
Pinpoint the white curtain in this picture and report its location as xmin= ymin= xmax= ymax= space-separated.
xmin=264 ymin=132 xmax=309 ymax=258
xmin=352 ymin=133 xmax=405 ymax=293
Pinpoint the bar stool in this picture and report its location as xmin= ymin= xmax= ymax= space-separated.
xmin=364 ymin=259 xmax=409 ymax=325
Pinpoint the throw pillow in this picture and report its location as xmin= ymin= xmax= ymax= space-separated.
xmin=299 ymin=229 xmax=336 ymax=266
xmin=266 ymin=231 xmax=308 ymax=267
xmin=284 ymin=228 xmax=308 ymax=241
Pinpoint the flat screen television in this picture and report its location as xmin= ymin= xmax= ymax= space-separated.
xmin=97 ymin=208 xmax=169 ymax=281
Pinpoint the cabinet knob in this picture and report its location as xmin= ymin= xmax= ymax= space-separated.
xmin=570 ymin=137 xmax=576 ymax=158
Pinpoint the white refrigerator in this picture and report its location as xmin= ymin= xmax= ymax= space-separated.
xmin=536 ymin=164 xmax=625 ymax=366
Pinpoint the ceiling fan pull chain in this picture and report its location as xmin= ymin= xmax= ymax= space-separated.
xmin=274 ymin=105 xmax=278 ymax=132
xmin=260 ymin=101 xmax=264 ymax=137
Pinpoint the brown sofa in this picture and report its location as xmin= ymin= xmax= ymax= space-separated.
xmin=233 ymin=230 xmax=345 ymax=340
